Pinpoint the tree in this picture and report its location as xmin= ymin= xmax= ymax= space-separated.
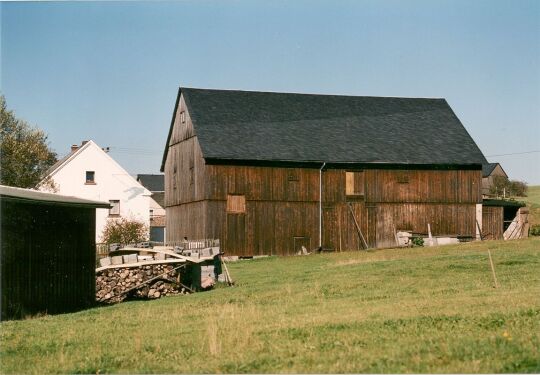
xmin=0 ymin=96 xmax=57 ymax=189
xmin=489 ymin=175 xmax=528 ymax=197
xmin=101 ymin=217 xmax=148 ymax=245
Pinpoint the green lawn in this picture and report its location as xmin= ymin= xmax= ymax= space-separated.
xmin=1 ymin=238 xmax=540 ymax=373
xmin=524 ymin=185 xmax=540 ymax=226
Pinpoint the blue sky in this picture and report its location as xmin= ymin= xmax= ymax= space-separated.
xmin=2 ymin=0 xmax=539 ymax=183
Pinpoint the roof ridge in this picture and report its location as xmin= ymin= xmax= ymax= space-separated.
xmin=180 ymin=86 xmax=446 ymax=100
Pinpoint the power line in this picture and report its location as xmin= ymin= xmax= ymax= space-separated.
xmin=485 ymin=150 xmax=540 ymax=157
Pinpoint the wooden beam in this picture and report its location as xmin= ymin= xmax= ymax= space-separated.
xmin=347 ymin=203 xmax=368 ymax=250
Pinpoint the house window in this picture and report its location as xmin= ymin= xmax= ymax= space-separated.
xmin=85 ymin=171 xmax=95 ymax=184
xmin=109 ymin=200 xmax=120 ymax=216
xmin=227 ymin=194 xmax=246 ymax=214
xmin=180 ymin=111 xmax=186 ymax=124
xmin=346 ymin=171 xmax=364 ymax=196
xmin=150 ymin=209 xmax=154 ymax=221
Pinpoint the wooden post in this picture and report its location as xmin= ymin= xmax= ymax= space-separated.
xmin=393 ymin=224 xmax=399 ymax=247
xmin=347 ymin=203 xmax=368 ymax=250
xmin=427 ymin=223 xmax=434 ymax=247
xmin=487 ymin=250 xmax=499 ymax=288
xmin=476 ymin=220 xmax=483 ymax=241
xmin=338 ymin=213 xmax=342 ymax=252
xmin=221 ymin=257 xmax=234 ymax=286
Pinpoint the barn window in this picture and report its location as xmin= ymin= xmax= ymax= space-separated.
xmin=227 ymin=194 xmax=246 ymax=214
xmin=180 ymin=111 xmax=186 ymax=124
xmin=109 ymin=200 xmax=120 ymax=216
xmin=346 ymin=171 xmax=364 ymax=196
xmin=85 ymin=171 xmax=95 ymax=184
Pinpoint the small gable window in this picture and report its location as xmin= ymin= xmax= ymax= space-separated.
xmin=109 ymin=200 xmax=120 ymax=216
xmin=85 ymin=171 xmax=95 ymax=184
xmin=227 ymin=194 xmax=246 ymax=214
xmin=180 ymin=111 xmax=186 ymax=124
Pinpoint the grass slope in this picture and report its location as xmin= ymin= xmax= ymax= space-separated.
xmin=524 ymin=185 xmax=540 ymax=226
xmin=1 ymin=238 xmax=540 ymax=373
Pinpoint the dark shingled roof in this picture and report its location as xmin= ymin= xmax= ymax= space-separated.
xmin=482 ymin=163 xmax=503 ymax=178
xmin=161 ymin=88 xmax=487 ymax=170
xmin=137 ymin=174 xmax=164 ymax=192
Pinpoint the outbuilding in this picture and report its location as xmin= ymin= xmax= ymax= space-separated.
xmin=161 ymin=88 xmax=488 ymax=256
xmin=0 ymin=185 xmax=109 ymax=320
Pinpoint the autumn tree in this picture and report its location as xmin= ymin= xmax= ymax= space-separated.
xmin=0 ymin=96 xmax=57 ymax=188
xmin=101 ymin=218 xmax=148 ymax=245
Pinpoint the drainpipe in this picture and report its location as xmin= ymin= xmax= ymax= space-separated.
xmin=319 ymin=162 xmax=326 ymax=248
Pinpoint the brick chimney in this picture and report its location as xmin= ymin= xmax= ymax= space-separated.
xmin=71 ymin=144 xmax=79 ymax=152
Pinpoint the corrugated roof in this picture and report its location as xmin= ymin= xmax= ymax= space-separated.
xmin=161 ymin=88 xmax=488 ymax=170
xmin=0 ymin=185 xmax=111 ymax=208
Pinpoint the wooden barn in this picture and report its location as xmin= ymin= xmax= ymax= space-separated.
xmin=161 ymin=88 xmax=488 ymax=256
xmin=0 ymin=185 xmax=109 ymax=320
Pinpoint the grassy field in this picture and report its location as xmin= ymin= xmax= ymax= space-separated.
xmin=524 ymin=185 xmax=540 ymax=226
xmin=1 ymin=238 xmax=539 ymax=373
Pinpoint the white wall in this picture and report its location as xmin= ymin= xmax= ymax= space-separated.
xmin=149 ymin=197 xmax=166 ymax=217
xmin=45 ymin=141 xmax=151 ymax=242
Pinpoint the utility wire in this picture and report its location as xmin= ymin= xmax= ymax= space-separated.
xmin=485 ymin=150 xmax=540 ymax=157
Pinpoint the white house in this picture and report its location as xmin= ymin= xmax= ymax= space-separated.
xmin=39 ymin=140 xmax=152 ymax=242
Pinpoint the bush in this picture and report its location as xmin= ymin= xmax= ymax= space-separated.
xmin=530 ymin=225 xmax=540 ymax=237
xmin=411 ymin=237 xmax=424 ymax=247
xmin=101 ymin=217 xmax=148 ymax=245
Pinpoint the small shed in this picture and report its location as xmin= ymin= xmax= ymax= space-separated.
xmin=0 ymin=185 xmax=110 ymax=320
xmin=482 ymin=199 xmax=525 ymax=240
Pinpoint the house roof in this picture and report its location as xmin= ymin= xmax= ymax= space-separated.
xmin=136 ymin=174 xmax=164 ymax=192
xmin=40 ymin=140 xmax=152 ymax=196
xmin=161 ymin=88 xmax=488 ymax=171
xmin=0 ymin=185 xmax=111 ymax=208
xmin=41 ymin=141 xmax=93 ymax=180
xmin=151 ymin=192 xmax=165 ymax=208
xmin=482 ymin=162 xmax=507 ymax=178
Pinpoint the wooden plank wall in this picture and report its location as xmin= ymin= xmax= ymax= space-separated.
xmin=166 ymin=201 xmax=207 ymax=243
xmin=164 ymin=94 xmax=206 ymax=208
xmin=482 ymin=206 xmax=504 ymax=240
xmin=1 ymin=201 xmax=96 ymax=320
xmin=322 ymin=169 xmax=481 ymax=250
xmin=205 ymin=165 xmax=320 ymax=202
xmin=364 ymin=169 xmax=482 ymax=203
xmin=205 ymin=168 xmax=319 ymax=256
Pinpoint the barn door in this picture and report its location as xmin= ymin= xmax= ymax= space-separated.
xmin=226 ymin=214 xmax=247 ymax=256
xmin=225 ymin=194 xmax=248 ymax=256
